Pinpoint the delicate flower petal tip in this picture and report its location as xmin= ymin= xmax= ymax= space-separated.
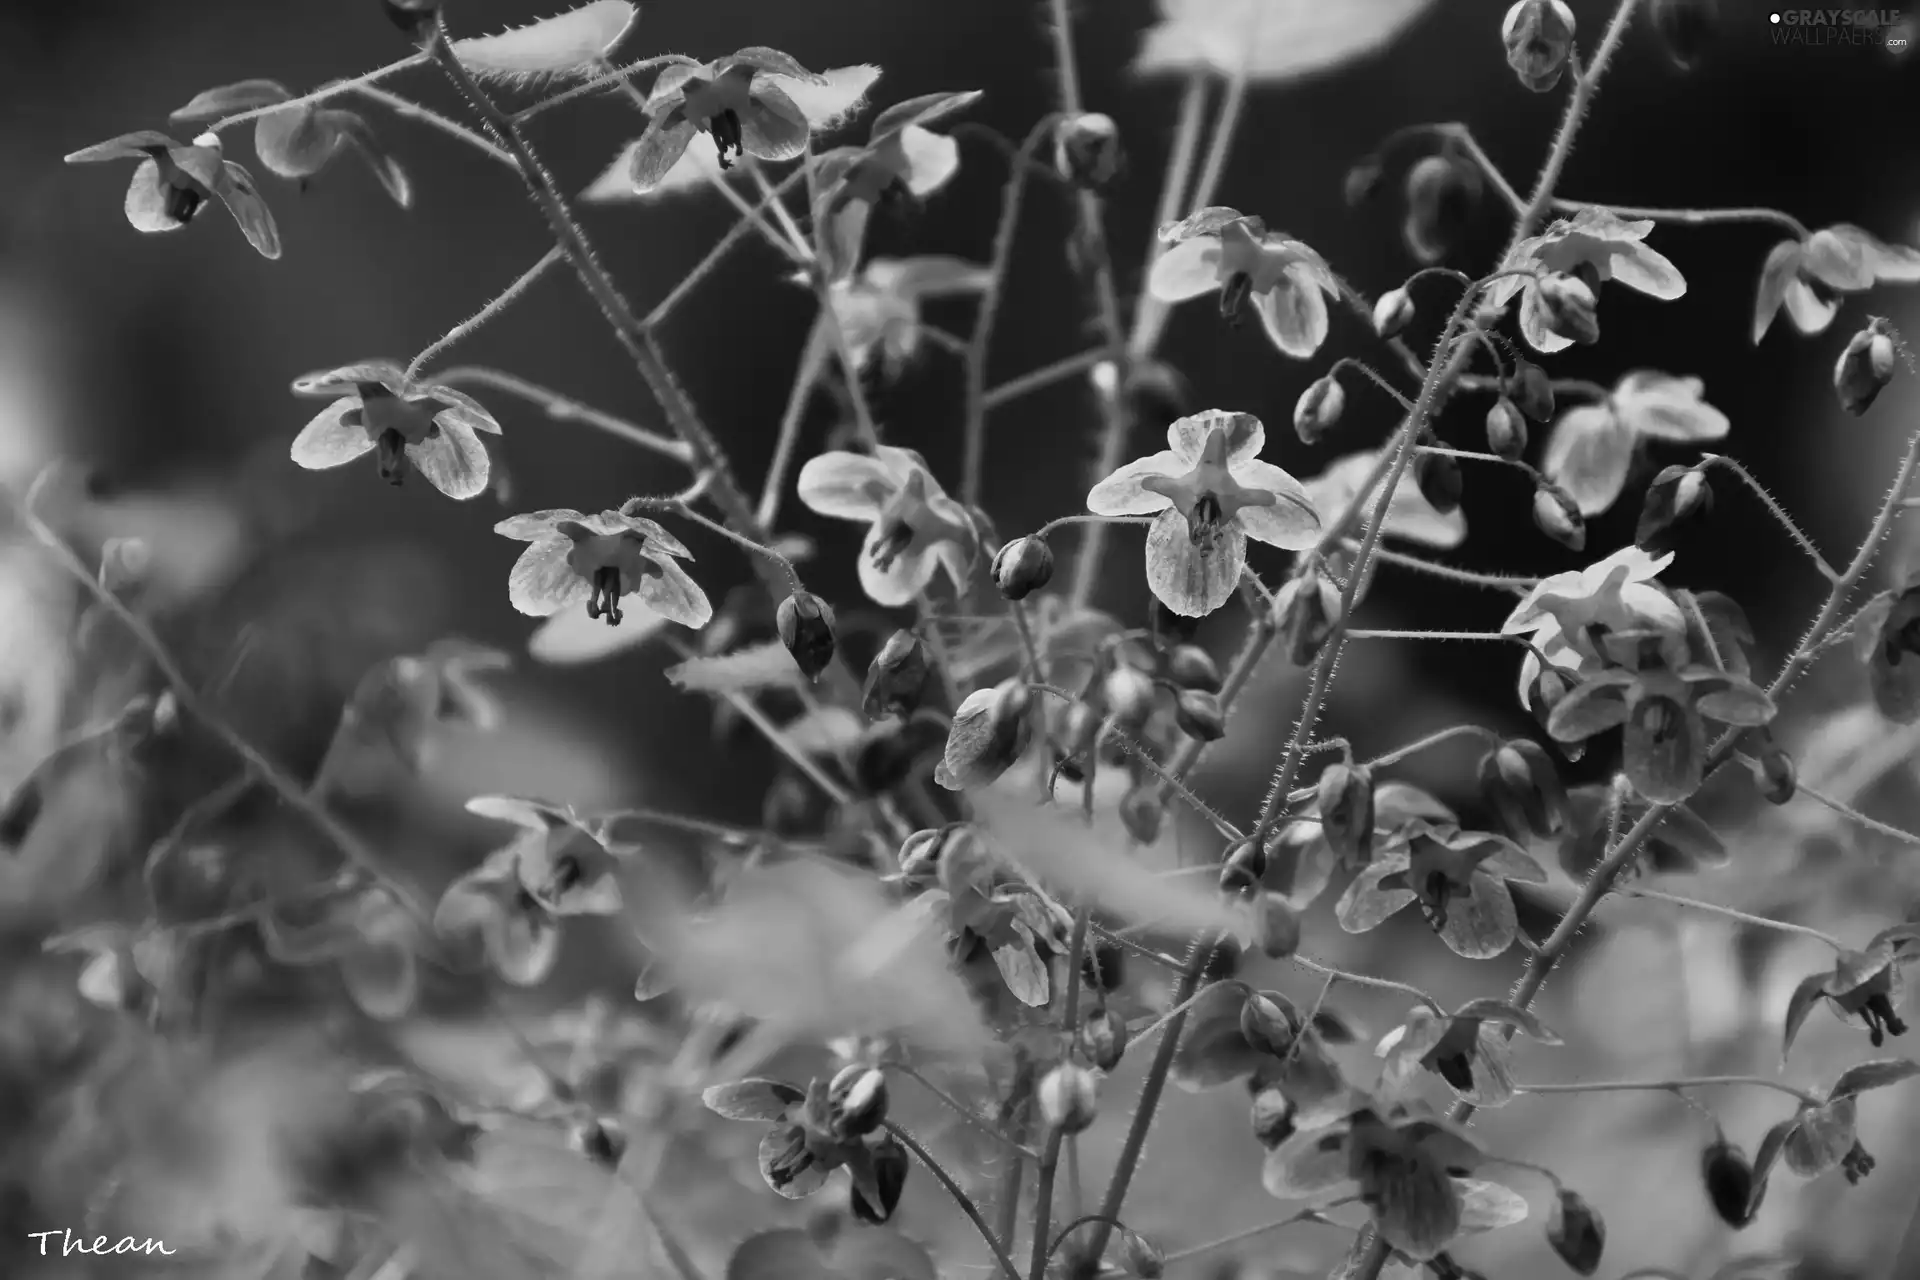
xmin=291 ymin=398 xmax=380 ymax=469
xmin=1754 ymin=225 xmax=1920 ymax=344
xmin=1135 ymin=0 xmax=1437 ymax=82
xmin=1493 ymin=208 xmax=1685 ymax=349
xmin=586 ymin=131 xmax=724 ymax=203
xmin=1232 ymin=460 xmax=1322 ymax=549
xmin=1542 ymin=404 xmax=1634 ymax=517
xmin=867 ymin=91 xmax=982 ymax=146
xmin=449 ymin=1 xmax=638 ymax=81
xmin=1168 ymin=408 xmax=1264 ymax=463
xmin=1256 ymin=263 xmax=1332 ymax=358
xmin=1148 ymin=237 xmax=1226 ymax=302
xmin=65 ymin=129 xmax=180 ymax=165
xmin=1611 ymin=372 xmax=1729 ymax=441
xmin=407 ymin=418 xmax=490 ymax=500
xmin=291 ymin=362 xmax=409 ymax=398
xmin=628 ymin=116 xmax=700 ymax=191
xmin=1087 ymin=453 xmax=1183 ymax=516
xmin=1302 ymin=450 xmax=1467 ymax=549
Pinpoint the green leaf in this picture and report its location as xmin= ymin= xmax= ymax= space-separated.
xmin=665 ymin=641 xmax=806 ymax=694
xmin=170 ymin=79 xmax=292 ymax=122
xmin=1829 ymin=1057 xmax=1920 ymax=1099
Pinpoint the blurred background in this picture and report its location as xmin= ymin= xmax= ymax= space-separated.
xmin=3 ymin=0 xmax=1920 ymax=1277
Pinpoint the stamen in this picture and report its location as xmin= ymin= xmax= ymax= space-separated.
xmin=163 ymin=184 xmax=204 ymax=224
xmin=375 ymin=428 xmax=407 ymax=486
xmin=709 ymin=108 xmax=744 ymax=168
xmin=590 ymin=565 xmax=624 ymax=626
xmin=869 ymin=519 xmax=914 ymax=572
xmin=1219 ymin=272 xmax=1253 ymax=327
xmin=1186 ymin=494 xmax=1224 ymax=548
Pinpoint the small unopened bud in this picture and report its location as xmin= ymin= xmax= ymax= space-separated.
xmin=1118 ymin=784 xmax=1164 ymax=844
xmin=1120 ymin=1231 xmax=1166 ymax=1279
xmin=990 ymin=680 xmax=1032 ymax=736
xmin=1037 ymin=1063 xmax=1100 ymax=1134
xmin=896 ymin=827 xmax=947 ymax=883
xmin=1104 ymin=664 xmax=1158 ymax=731
xmin=1239 ymin=991 xmax=1300 ymax=1057
xmin=1528 ymin=666 xmax=1586 ymax=763
xmin=1174 ymin=689 xmax=1225 ymax=741
xmin=1374 ymin=288 xmax=1416 ymax=339
xmin=1636 ymin=464 xmax=1713 ymax=555
xmin=570 ymin=1116 xmax=627 ymax=1169
xmin=1403 ymin=152 xmax=1482 ymax=265
xmin=1701 ymin=1139 xmax=1757 ymax=1227
xmin=1079 ymin=1007 xmax=1129 ymax=1071
xmin=1293 ymin=375 xmax=1346 ymax=445
xmin=1166 ymin=644 xmax=1222 ymax=694
xmin=1480 ymin=739 xmax=1568 ymax=839
xmin=1650 ymin=0 xmax=1718 ymax=69
xmin=1316 ymin=762 xmax=1376 ymax=864
xmin=1533 ymin=482 xmax=1586 ymax=551
xmin=1503 ymin=0 xmax=1577 ymax=92
xmin=1414 ymin=448 xmax=1464 ymax=515
xmin=1053 ymin=112 xmax=1123 ymax=193
xmin=383 ymin=0 xmax=441 ymax=41
xmin=1546 ymin=1187 xmax=1606 ymax=1277
xmin=1251 ymin=891 xmax=1302 ymax=959
xmin=1508 ymin=358 xmax=1555 ymax=422
xmin=776 ymin=591 xmax=837 ymax=680
xmin=1344 ymin=156 xmax=1385 ymax=207
xmin=827 ymin=1064 xmax=890 ymax=1138
xmin=1536 ymin=272 xmax=1600 ymax=344
xmin=1485 ymin=397 xmax=1528 ymax=460
xmin=1218 ymin=838 xmax=1268 ymax=895
xmin=1275 ymin=569 xmax=1343 ymax=667
xmin=862 ymin=629 xmax=930 ymax=718
xmin=1757 ymin=738 xmax=1796 ymax=805
xmin=992 ymin=536 xmax=1055 ymax=600
xmin=1834 ymin=318 xmax=1899 ymax=416
xmin=1249 ymin=1084 xmax=1297 ymax=1148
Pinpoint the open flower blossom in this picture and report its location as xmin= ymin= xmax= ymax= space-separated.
xmin=815 ymin=256 xmax=992 ymax=376
xmin=170 ymin=79 xmax=410 ymax=206
xmin=1376 ymin=998 xmax=1561 ymax=1108
xmin=1783 ymin=923 xmax=1920 ymax=1056
xmin=1754 ymin=223 xmax=1920 ymax=343
xmin=797 ymin=445 xmax=976 ymax=606
xmin=1087 ymin=409 xmax=1321 ymax=617
xmin=1503 ymin=545 xmax=1683 ymax=708
xmin=1488 ymin=208 xmax=1685 ymax=353
xmin=1301 ymin=448 xmax=1467 ymax=549
xmin=1542 ymin=371 xmax=1730 ymax=516
xmin=815 ymin=91 xmax=979 ymax=214
xmin=65 ymin=129 xmax=281 ymax=259
xmin=494 ymin=507 xmax=712 ymax=629
xmin=1336 ymin=820 xmax=1549 ymax=959
xmin=630 ymin=48 xmax=825 ymax=189
xmin=1148 ymin=207 xmax=1341 ymax=358
xmin=290 ymin=362 xmax=502 ymax=499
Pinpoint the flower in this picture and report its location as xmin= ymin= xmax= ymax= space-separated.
xmin=1135 ymin=0 xmax=1437 ymax=83
xmin=1488 ymin=208 xmax=1685 ymax=353
xmin=1540 ymin=372 xmax=1729 ymax=516
xmin=1148 ymin=208 xmax=1341 ymax=357
xmin=1501 ymin=545 xmax=1683 ymax=707
xmin=170 ymin=80 xmax=409 ymax=206
xmin=254 ymin=885 xmax=423 ymax=1020
xmin=629 ymin=48 xmax=826 ymax=189
xmin=815 ymin=256 xmax=993 ymax=376
xmin=1783 ymin=924 xmax=1920 ymax=1056
xmin=1336 ymin=820 xmax=1548 ymax=959
xmin=1858 ymin=574 xmax=1920 ymax=722
xmin=797 ymin=444 xmax=976 ymax=606
xmin=1302 ymin=449 xmax=1467 ymax=549
xmin=493 ymin=507 xmax=712 ymax=629
xmin=1376 ymin=998 xmax=1561 ymax=1107
xmin=290 ymin=362 xmax=502 ymax=499
xmin=1753 ymin=223 xmax=1920 ymax=343
xmin=1087 ymin=409 xmax=1320 ymax=617
xmin=65 ymin=129 xmax=281 ymax=259
xmin=815 ymin=90 xmax=980 ymax=214
xmin=702 ymin=1075 xmax=910 ymax=1219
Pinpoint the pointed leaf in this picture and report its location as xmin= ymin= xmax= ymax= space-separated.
xmin=1829 ymin=1058 xmax=1920 ymax=1099
xmin=450 ymin=1 xmax=638 ymax=79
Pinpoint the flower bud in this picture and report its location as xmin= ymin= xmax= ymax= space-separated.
xmin=763 ymin=769 xmax=821 ymax=836
xmin=1532 ymin=482 xmax=1586 ymax=551
xmin=1414 ymin=448 xmax=1464 ymax=515
xmin=569 ymin=1116 xmax=627 ymax=1169
xmin=383 ymin=0 xmax=441 ymax=42
xmin=1217 ymin=838 xmax=1268 ymax=895
xmin=1536 ymin=272 xmax=1600 ymax=345
xmin=1634 ymin=464 xmax=1712 ymax=556
xmin=1037 ymin=1063 xmax=1100 ymax=1134
xmin=1528 ymin=666 xmax=1585 ymax=763
xmin=1053 ymin=112 xmax=1123 ymax=193
xmin=1249 ymin=1084 xmax=1297 ymax=1148
xmin=776 ymin=591 xmax=837 ymax=680
xmin=826 ymin=1064 xmax=889 ymax=1138
xmin=1479 ymin=739 xmax=1569 ymax=839
xmin=990 ymin=679 xmax=1032 ymax=735
xmin=1650 ymin=0 xmax=1718 ymax=69
xmin=1485 ymin=397 xmax=1528 ymax=460
xmin=1757 ymin=738 xmax=1796 ymax=805
xmin=937 ymin=683 xmax=1033 ymax=789
xmin=896 ymin=827 xmax=947 ymax=883
xmin=1508 ymin=358 xmax=1555 ymax=422
xmin=1403 ymin=152 xmax=1482 ymax=265
xmin=1546 ymin=1187 xmax=1606 ymax=1276
xmin=1104 ymin=665 xmax=1158 ymax=731
xmin=1374 ymin=288 xmax=1416 ymax=339
xmin=1118 ymin=784 xmax=1164 ymax=844
xmin=1239 ymin=992 xmax=1300 ymax=1057
xmin=1293 ymin=375 xmax=1346 ymax=445
xmin=1503 ymin=0 xmax=1577 ymax=92
xmin=1834 ymin=318 xmax=1899 ymax=416
xmin=1079 ymin=1007 xmax=1130 ymax=1071
xmin=992 ymin=536 xmax=1055 ymax=600
xmin=862 ymin=629 xmax=930 ymax=718
xmin=1251 ymin=891 xmax=1302 ymax=959
xmin=1275 ymin=569 xmax=1343 ymax=667
xmin=1701 ymin=1139 xmax=1756 ymax=1227
xmin=1166 ymin=644 xmax=1222 ymax=694
xmin=1316 ymin=762 xmax=1376 ymax=864
xmin=1120 ymin=1231 xmax=1166 ymax=1279
xmin=1173 ymin=689 xmax=1225 ymax=742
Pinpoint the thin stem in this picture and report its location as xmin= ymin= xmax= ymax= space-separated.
xmin=755 ymin=342 xmax=827 ymax=529
xmin=430 ymin=366 xmax=692 ymax=463
xmin=1619 ymin=885 xmax=1846 ymax=951
xmin=513 ymin=53 xmax=703 ymax=122
xmin=1027 ymin=684 xmax=1242 ymax=839
xmin=1551 ymin=199 xmax=1810 ymax=238
xmin=893 ymin=1065 xmax=1038 ymax=1159
xmin=1441 ymin=125 xmax=1526 ymax=215
xmin=1136 ymin=75 xmax=1209 ymax=312
xmin=1792 ymin=778 xmax=1920 ymax=848
xmin=1034 ymin=513 xmax=1154 ymax=539
xmin=1328 ymin=357 xmax=1416 ymax=411
xmin=1290 ymin=956 xmax=1444 ymax=1012
xmin=703 ymin=165 xmax=804 ymax=261
xmin=210 ymin=56 xmax=425 ymax=131
xmin=1368 ymin=546 xmax=1539 ymax=593
xmin=1029 ymin=904 xmax=1092 ymax=1280
xmin=983 ymin=349 xmax=1107 ymax=411
xmin=1699 ymin=453 xmax=1839 ymax=580
xmin=1416 ymin=443 xmax=1543 ymax=482
xmin=1346 ymin=628 xmax=1531 ymax=643
xmin=885 ymin=1122 xmax=1023 ymax=1280
xmin=628 ymin=499 xmax=804 ymax=592
xmin=644 ymin=168 xmax=811 ymax=329
xmin=745 ymin=159 xmax=813 ymax=258
xmin=406 ymin=246 xmax=562 ymax=380
xmin=350 ymin=84 xmax=513 ymax=165
xmin=1517 ymin=1076 xmax=1820 ymax=1105
xmin=1162 ymin=1205 xmax=1345 ymax=1265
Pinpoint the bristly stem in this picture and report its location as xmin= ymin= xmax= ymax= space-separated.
xmin=1789 ymin=777 xmax=1920 ymax=848
xmin=626 ymin=498 xmax=805 ymax=593
xmin=1699 ymin=452 xmax=1840 ymax=580
xmin=1618 ymin=885 xmax=1846 ymax=951
xmin=1551 ymin=198 xmax=1811 ymax=238
xmin=755 ymin=340 xmax=828 ymax=529
xmin=1367 ymin=545 xmax=1539 ymax=593
xmin=982 ymin=349 xmax=1108 ymax=411
xmin=350 ymin=84 xmax=513 ymax=165
xmin=1516 ymin=1076 xmax=1821 ymax=1105
xmin=884 ymin=1122 xmax=1023 ymax=1280
xmin=644 ymin=167 xmax=812 ymax=329
xmin=406 ymin=246 xmax=562 ymax=380
xmin=430 ymin=366 xmax=693 ymax=463
xmin=208 ymin=54 xmax=426 ymax=131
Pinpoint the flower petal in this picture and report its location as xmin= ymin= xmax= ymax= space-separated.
xmin=1263 ymin=1127 xmax=1358 ymax=1199
xmin=797 ymin=450 xmax=894 ymax=521
xmin=292 ymin=363 xmax=406 ymax=398
xmin=1801 ymin=224 xmax=1885 ymax=291
xmin=1145 ymin=507 xmax=1243 ymax=618
xmin=1147 ymin=237 xmax=1224 ymax=303
xmin=67 ymin=130 xmax=177 ymax=163
xmin=1233 ymin=460 xmax=1323 ymax=550
xmin=123 ymin=160 xmax=186 ymax=233
xmin=1370 ymin=1147 xmax=1462 ymax=1260
xmin=407 ymin=420 xmax=490 ymax=500
xmin=1336 ymin=853 xmax=1416 ymax=933
xmin=857 ymin=526 xmax=939 ymax=607
xmin=899 ymin=125 xmax=960 ymax=197
xmin=428 ymin=385 xmax=504 ymax=436
xmin=1519 ymin=285 xmax=1575 ymax=355
xmin=1256 ymin=266 xmax=1331 ymax=359
xmin=1543 ymin=405 xmax=1633 ymax=517
xmin=632 ymin=554 xmax=714 ymax=629
xmin=1612 ymin=372 xmax=1728 ymax=442
xmin=489 ymin=900 xmax=562 ymax=986
xmin=1781 ymin=276 xmax=1839 ymax=335
xmin=1546 ymin=678 xmax=1630 ymax=741
xmin=1168 ymin=408 xmax=1262 ymax=463
xmin=1436 ymin=873 xmax=1517 ymax=960
xmin=1086 ymin=452 xmax=1181 ymax=516
xmin=508 ymin=537 xmax=590 ymax=616
xmin=494 ymin=509 xmax=587 ymax=541
xmin=629 ymin=113 xmax=698 ymax=192
xmin=1608 ymin=240 xmax=1685 ymax=299
xmin=1752 ymin=240 xmax=1804 ymax=343
xmin=209 ymin=160 xmax=281 ymax=259
xmin=340 ymin=935 xmax=417 ymax=1021
xmin=291 ymin=398 xmax=376 ymax=470
xmin=742 ymin=85 xmax=810 ymax=162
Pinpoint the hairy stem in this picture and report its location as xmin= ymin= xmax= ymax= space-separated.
xmin=886 ymin=1122 xmax=1023 ymax=1280
xmin=1516 ymin=1075 xmax=1820 ymax=1105
xmin=431 ymin=366 xmax=692 ymax=462
xmin=406 ymin=246 xmax=561 ymax=380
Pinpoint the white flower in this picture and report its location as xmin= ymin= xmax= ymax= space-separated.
xmin=1301 ymin=448 xmax=1466 ymax=549
xmin=1087 ymin=409 xmax=1320 ymax=617
xmin=816 ymin=255 xmax=992 ymax=375
xmin=1149 ymin=207 xmax=1341 ymax=359
xmin=797 ymin=445 xmax=975 ymax=606
xmin=1135 ymin=0 xmax=1436 ymax=83
xmin=1487 ymin=208 xmax=1686 ymax=353
xmin=1502 ymin=545 xmax=1682 ymax=706
xmin=1752 ymin=223 xmax=1920 ymax=344
xmin=1541 ymin=372 xmax=1729 ymax=516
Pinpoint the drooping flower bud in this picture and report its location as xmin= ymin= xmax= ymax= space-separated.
xmin=1834 ymin=318 xmax=1899 ymax=416
xmin=935 ymin=682 xmax=1033 ymax=790
xmin=1508 ymin=358 xmax=1555 ymax=422
xmin=1037 ymin=1063 xmax=1100 ymax=1134
xmin=1701 ymin=1139 xmax=1757 ymax=1227
xmin=1120 ymin=1231 xmax=1166 ymax=1280
xmin=1293 ymin=375 xmax=1346 ymax=445
xmin=1053 ymin=112 xmax=1123 ymax=193
xmin=1249 ymin=1083 xmax=1297 ymax=1148
xmin=1316 ymin=762 xmax=1376 ymax=864
xmin=1650 ymin=0 xmax=1718 ymax=69
xmin=1119 ymin=783 xmax=1164 ymax=844
xmin=1485 ymin=397 xmax=1528 ymax=460
xmin=1635 ymin=464 xmax=1713 ymax=555
xmin=776 ymin=591 xmax=837 ymax=680
xmin=1503 ymin=0 xmax=1577 ymax=92
xmin=1239 ymin=991 xmax=1300 ymax=1058
xmin=1251 ymin=891 xmax=1302 ymax=959
xmin=1546 ymin=1187 xmax=1606 ymax=1276
xmin=1756 ymin=737 xmax=1796 ymax=805
xmin=1275 ymin=568 xmax=1344 ymax=667
xmin=1536 ymin=272 xmax=1601 ymax=344
xmin=896 ymin=827 xmax=948 ymax=884
xmin=826 ymin=1064 xmax=890 ymax=1138
xmin=1104 ymin=664 xmax=1158 ymax=731
xmin=1079 ymin=1006 xmax=1130 ymax=1071
xmin=1167 ymin=644 xmax=1222 ymax=694
xmin=992 ymin=536 xmax=1055 ymax=600
xmin=569 ymin=1116 xmax=627 ymax=1169
xmin=1414 ymin=448 xmax=1464 ymax=515
xmin=1403 ymin=151 xmax=1483 ymax=265
xmin=1173 ymin=689 xmax=1225 ymax=741
xmin=1479 ymin=739 xmax=1569 ymax=839
xmin=1374 ymin=288 xmax=1416 ymax=339
xmin=1532 ymin=481 xmax=1586 ymax=551
xmin=862 ymin=628 xmax=930 ymax=719
xmin=1218 ymin=838 xmax=1268 ymax=895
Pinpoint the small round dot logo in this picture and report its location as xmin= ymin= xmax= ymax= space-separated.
xmin=1770 ymin=11 xmax=1780 ymax=20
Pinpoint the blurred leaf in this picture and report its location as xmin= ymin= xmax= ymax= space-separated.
xmin=666 ymin=641 xmax=806 ymax=694
xmin=703 ymin=1078 xmax=803 ymax=1121
xmin=450 ymin=1 xmax=638 ymax=80
xmin=1829 ymin=1057 xmax=1920 ymax=1098
xmin=1135 ymin=0 xmax=1436 ymax=82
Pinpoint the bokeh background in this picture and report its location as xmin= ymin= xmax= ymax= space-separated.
xmin=4 ymin=0 xmax=1920 ymax=1277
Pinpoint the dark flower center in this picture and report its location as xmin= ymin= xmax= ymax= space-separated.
xmin=375 ymin=428 xmax=408 ymax=486
xmin=762 ymin=1124 xmax=814 ymax=1190
xmin=586 ymin=565 xmax=626 ymax=626
xmin=1187 ymin=493 xmax=1225 ymax=548
xmin=707 ymin=108 xmax=744 ymax=169
xmin=1860 ymin=990 xmax=1908 ymax=1047
xmin=869 ymin=516 xmax=916 ymax=572
xmin=164 ymin=183 xmax=205 ymax=224
xmin=1432 ymin=1051 xmax=1475 ymax=1092
xmin=1219 ymin=272 xmax=1253 ymax=327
